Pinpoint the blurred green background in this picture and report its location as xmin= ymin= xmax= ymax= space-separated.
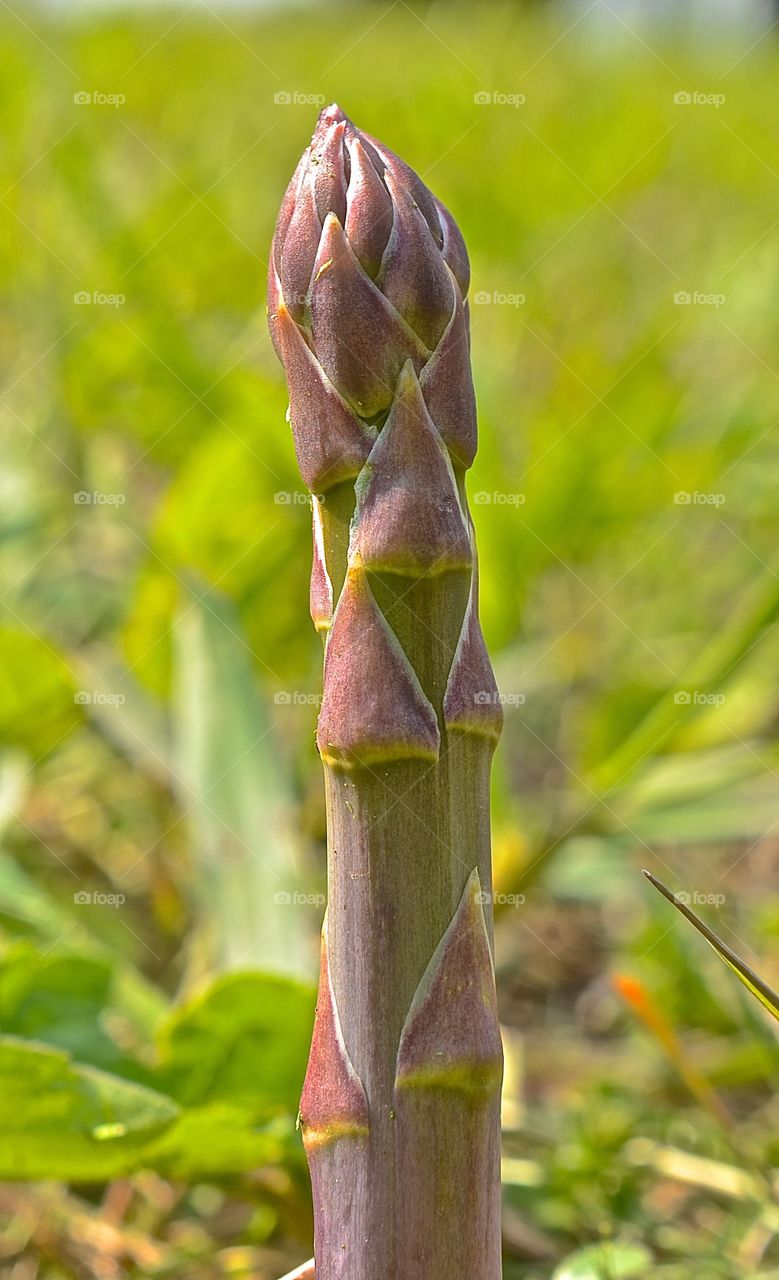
xmin=1 ymin=1 xmax=779 ymax=1276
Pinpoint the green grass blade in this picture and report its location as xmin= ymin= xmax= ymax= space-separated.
xmin=644 ymin=870 xmax=779 ymax=1023
xmin=173 ymin=583 xmax=316 ymax=980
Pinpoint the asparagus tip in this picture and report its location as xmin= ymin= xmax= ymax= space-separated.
xmin=318 ymin=103 xmax=349 ymax=129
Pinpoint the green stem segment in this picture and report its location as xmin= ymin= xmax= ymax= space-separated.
xmin=269 ymin=105 xmax=503 ymax=1280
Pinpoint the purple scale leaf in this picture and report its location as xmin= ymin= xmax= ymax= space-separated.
xmin=310 ymin=118 xmax=348 ymax=226
xmin=393 ymin=870 xmax=503 ymax=1280
xmin=316 ymin=567 xmax=440 ymax=768
xmin=310 ymin=497 xmax=334 ymax=633
xmin=271 ymin=302 xmax=375 ymax=492
xmin=272 ymin=146 xmax=310 ymax=274
xmin=300 ymin=924 xmax=369 ymax=1150
xmin=351 ymin=361 xmax=471 ymax=576
xmin=436 ymin=197 xmax=471 ymax=300
xmin=378 ymin=171 xmax=454 ymax=351
xmin=279 ymin=172 xmax=322 ymax=324
xmin=345 ymin=135 xmax=394 ymax=278
xmin=363 ymin=131 xmax=443 ymax=247
xmin=309 ymin=213 xmax=429 ymax=420
xmin=419 ymin=284 xmax=477 ymax=468
xmin=443 ymin=578 xmax=503 ymax=742
xmin=266 ymin=260 xmax=284 ymax=361
xmin=396 ymin=868 xmax=503 ymax=1093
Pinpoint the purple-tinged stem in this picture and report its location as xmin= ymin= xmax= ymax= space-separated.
xmin=269 ymin=105 xmax=503 ymax=1280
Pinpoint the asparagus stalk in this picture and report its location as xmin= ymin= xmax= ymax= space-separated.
xmin=268 ymin=105 xmax=503 ymax=1280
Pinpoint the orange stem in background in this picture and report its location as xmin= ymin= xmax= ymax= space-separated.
xmin=613 ymin=973 xmax=733 ymax=1130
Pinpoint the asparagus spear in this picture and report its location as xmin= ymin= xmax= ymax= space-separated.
xmin=268 ymin=105 xmax=503 ymax=1280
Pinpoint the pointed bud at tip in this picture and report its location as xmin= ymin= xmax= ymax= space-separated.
xmin=318 ymin=103 xmax=349 ymax=130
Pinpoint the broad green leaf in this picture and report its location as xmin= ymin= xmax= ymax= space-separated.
xmin=157 ymin=971 xmax=316 ymax=1113
xmin=0 ymin=880 xmax=167 ymax=1038
xmin=0 ymin=943 xmax=157 ymax=1083
xmin=644 ymin=871 xmax=779 ymax=1023
xmin=173 ymin=587 xmax=315 ymax=979
xmin=0 ymin=1035 xmax=179 ymax=1181
xmin=553 ymin=1242 xmax=652 ymax=1279
xmin=0 ymin=627 xmax=78 ymax=753
xmin=145 ymin=1104 xmax=299 ymax=1180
